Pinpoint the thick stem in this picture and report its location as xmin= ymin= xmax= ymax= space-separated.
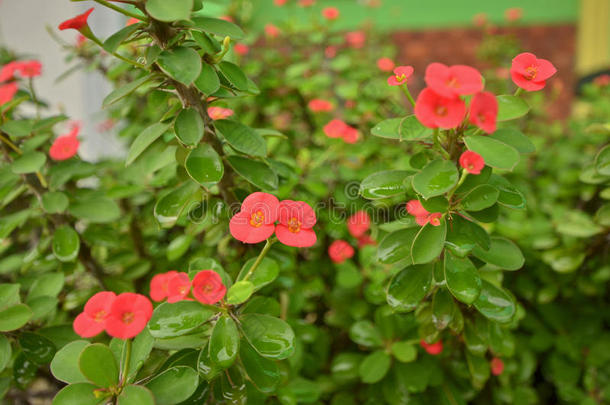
xmin=242 ymin=238 xmax=276 ymax=282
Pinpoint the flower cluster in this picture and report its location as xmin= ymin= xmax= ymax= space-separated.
xmin=230 ymin=192 xmax=317 ymax=247
xmin=73 ymin=291 xmax=153 ymax=339
xmin=150 ymin=270 xmax=227 ymax=305
xmin=323 ymin=119 xmax=359 ymax=144
xmin=328 ymin=210 xmax=375 ymax=263
xmin=0 ymin=60 xmax=42 ymax=106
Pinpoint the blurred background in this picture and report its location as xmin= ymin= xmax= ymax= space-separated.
xmin=1 ymin=0 xmax=608 ymax=159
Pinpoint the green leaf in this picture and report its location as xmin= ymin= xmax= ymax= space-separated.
xmin=370 ymin=115 xmax=431 ymax=141
xmin=197 ymin=344 xmax=221 ymax=381
xmin=103 ymin=24 xmax=140 ymax=53
xmin=390 ymin=341 xmax=417 ymax=363
xmin=240 ymin=341 xmax=280 ymax=393
xmin=145 ymin=0 xmax=193 ymax=22
xmin=386 ymin=264 xmax=433 ymax=312
xmin=473 ymin=280 xmax=516 ymax=323
xmin=489 ymin=175 xmax=526 ymax=209
xmin=420 ymin=195 xmax=448 ymax=213
xmin=490 ymin=127 xmax=535 ymax=154
xmin=42 ymin=192 xmax=69 ymax=213
xmin=103 ymin=75 xmax=153 ymax=107
xmin=412 ymin=160 xmax=458 ymax=199
xmin=236 ymin=257 xmax=279 ymax=292
xmin=0 ymin=304 xmax=32 ymax=331
xmin=50 ymin=340 xmax=89 ymax=384
xmin=52 ymin=383 xmax=100 ymax=405
xmin=11 ymin=151 xmax=46 ymax=174
xmin=194 ymin=63 xmax=220 ymax=95
xmin=218 ymin=61 xmax=248 ymax=91
xmin=214 ymin=119 xmax=266 ymax=157
xmin=411 ymin=220 xmax=447 ymax=264
xmin=157 ymin=47 xmax=202 ymax=85
xmin=191 ymin=16 xmax=245 ymax=39
xmin=359 ymin=170 xmax=412 ymax=199
xmin=377 ymin=228 xmax=418 ymax=264
xmin=52 ymin=225 xmax=80 ymax=262
xmin=0 ymin=119 xmax=34 ymax=137
xmin=0 ymin=335 xmax=12 ymax=373
xmin=185 ymin=144 xmax=224 ymax=187
xmin=148 ymin=301 xmax=217 ymax=339
xmin=595 ymin=144 xmax=610 ymax=176
xmin=496 ymin=95 xmax=530 ymax=121
xmin=225 ymin=280 xmax=254 ymax=305
xmin=145 ymin=366 xmax=199 ymax=405
xmin=174 ymin=108 xmax=204 ymax=146
xmin=0 ymin=283 xmax=20 ymax=309
xmin=240 ymin=314 xmax=295 ymax=359
xmin=208 ymin=315 xmax=239 ymax=368
xmin=227 ymin=155 xmax=278 ymax=191
xmin=444 ymin=253 xmax=482 ymax=304
xmin=153 ymin=181 xmax=200 ymax=228
xmin=466 ymin=352 xmax=490 ymax=389
xmin=464 ymin=135 xmax=520 ymax=170
xmin=126 ymin=122 xmax=171 ymax=166
xmin=349 ymin=320 xmax=383 ymax=347
xmin=28 ymin=273 xmax=64 ymax=300
xmin=359 ymin=350 xmax=391 ymax=384
xmin=118 ymin=385 xmax=155 ymax=405
xmin=69 ymin=198 xmax=121 ymax=223
xmin=464 ymin=319 xmax=488 ymax=355
xmin=19 ymin=332 xmax=56 ymax=364
xmin=79 ymin=344 xmax=119 ymax=388
xmin=472 ymin=237 xmax=524 ymax=270
xmin=461 ymin=184 xmax=499 ymax=212
xmin=432 ymin=288 xmax=455 ymax=330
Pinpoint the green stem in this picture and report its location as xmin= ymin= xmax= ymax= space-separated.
xmin=28 ymin=78 xmax=40 ymax=120
xmin=447 ymin=170 xmax=469 ymax=202
xmin=92 ymin=0 xmax=148 ymax=21
xmin=433 ymin=129 xmax=450 ymax=159
xmin=513 ymin=87 xmax=523 ymax=97
xmin=400 ymin=84 xmax=416 ymax=108
xmin=242 ymin=237 xmax=276 ymax=282
xmin=120 ymin=338 xmax=132 ymax=388
xmin=0 ymin=133 xmax=22 ymax=154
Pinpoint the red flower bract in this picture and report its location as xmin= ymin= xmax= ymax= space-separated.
xmin=322 ymin=7 xmax=340 ymax=20
xmin=510 ymin=52 xmax=557 ymax=91
xmin=420 ymin=340 xmax=443 ymax=355
xmin=345 ymin=31 xmax=365 ymax=49
xmin=459 ymin=151 xmax=485 ymax=175
xmin=308 ymin=99 xmax=334 ymax=113
xmin=377 ymin=57 xmax=395 ymax=72
xmin=265 ymin=24 xmax=281 ymax=39
xmin=207 ymin=106 xmax=233 ymax=120
xmin=0 ymin=62 xmax=17 ymax=83
xmin=58 ymin=7 xmax=94 ymax=31
xmin=425 ymin=63 xmax=483 ymax=98
xmin=12 ymin=60 xmax=42 ymax=78
xmin=230 ymin=192 xmax=279 ymax=244
xmin=323 ymin=119 xmax=359 ymax=143
xmin=167 ymin=272 xmax=191 ymax=303
xmin=192 ymin=270 xmax=226 ymax=304
xmin=469 ymin=91 xmax=498 ymax=133
xmin=415 ymin=88 xmax=466 ymax=129
xmin=328 ymin=240 xmax=354 ymax=264
xmin=491 ymin=357 xmax=505 ymax=376
xmin=0 ymin=82 xmax=18 ymax=106
xmin=49 ymin=125 xmax=80 ymax=161
xmin=150 ymin=270 xmax=178 ymax=302
xmin=387 ymin=65 xmax=413 ymax=86
xmin=347 ymin=210 xmax=371 ymax=238
xmin=357 ymin=234 xmax=376 ymax=248
xmin=73 ymin=291 xmax=116 ymax=338
xmin=234 ymin=43 xmax=249 ymax=56
xmin=406 ymin=200 xmax=442 ymax=226
xmin=105 ymin=293 xmax=153 ymax=339
xmin=276 ymin=200 xmax=317 ymax=247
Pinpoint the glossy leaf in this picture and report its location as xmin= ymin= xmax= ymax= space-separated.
xmin=349 ymin=320 xmax=383 ymax=347
xmin=359 ymin=170 xmax=412 ymax=199
xmin=103 ymin=75 xmax=152 ymax=107
xmin=208 ymin=315 xmax=239 ymax=368
xmin=42 ymin=191 xmax=69 ymax=213
xmin=240 ymin=314 xmax=295 ymax=359
xmin=461 ymin=184 xmax=499 ymax=212
xmin=214 ymin=119 xmax=266 ymax=157
xmin=377 ymin=228 xmax=418 ymax=264
xmin=496 ymin=95 xmax=530 ymax=121
xmin=227 ymin=155 xmax=278 ymax=191
xmin=126 ymin=122 xmax=171 ymax=166
xmin=50 ymin=340 xmax=89 ymax=384
xmin=386 ymin=264 xmax=433 ymax=312
xmin=0 ymin=304 xmax=32 ymax=331
xmin=175 ymin=108 xmax=204 ymax=146
xmin=370 ymin=115 xmax=431 ymax=141
xmin=157 ymin=47 xmax=201 ymax=85
xmin=490 ymin=127 xmax=535 ymax=154
xmin=472 ymin=237 xmax=524 ymax=270
xmin=146 ymin=0 xmax=193 ymax=22
xmin=359 ymin=350 xmax=391 ymax=384
xmin=185 ymin=144 xmax=223 ymax=187
xmin=464 ymin=135 xmax=520 ymax=171
xmin=444 ymin=253 xmax=482 ymax=304
xmin=218 ymin=61 xmax=248 ymax=91
xmin=595 ymin=144 xmax=610 ymax=176
xmin=153 ymin=181 xmax=200 ymax=228
xmin=0 ymin=335 xmax=11 ymax=373
xmin=236 ymin=257 xmax=279 ymax=292
xmin=11 ymin=151 xmax=45 ymax=174
xmin=52 ymin=383 xmax=100 ymax=405
xmin=69 ymin=198 xmax=121 ymax=224
xmin=473 ymin=280 xmax=516 ymax=323
xmin=240 ymin=341 xmax=280 ymax=393
xmin=391 ymin=341 xmax=417 ymax=363
xmin=194 ymin=63 xmax=220 ymax=95
xmin=145 ymin=366 xmax=199 ymax=405
xmin=78 ymin=344 xmax=119 ymax=388
xmin=412 ymin=160 xmax=458 ymax=199
xmin=225 ymin=280 xmax=254 ymax=305
xmin=52 ymin=225 xmax=80 ymax=262
xmin=103 ymin=24 xmax=139 ymax=53
xmin=118 ymin=385 xmax=155 ymax=405
xmin=19 ymin=332 xmax=56 ymax=365
xmin=191 ymin=16 xmax=245 ymax=39
xmin=148 ymin=301 xmax=217 ymax=339
xmin=411 ymin=220 xmax=447 ymax=264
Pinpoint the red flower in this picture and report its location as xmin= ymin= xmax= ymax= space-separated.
xmin=105 ymin=293 xmax=153 ymax=339
xmin=276 ymin=200 xmax=317 ymax=247
xmin=322 ymin=7 xmax=340 ymax=20
xmin=473 ymin=13 xmax=488 ymax=27
xmin=192 ymin=270 xmax=226 ymax=305
xmin=345 ymin=31 xmax=365 ymax=49
xmin=234 ymin=43 xmax=249 ymax=56
xmin=425 ymin=63 xmax=483 ymax=98
xmin=0 ymin=82 xmax=18 ymax=106
xmin=459 ymin=151 xmax=485 ymax=175
xmin=126 ymin=17 xmax=140 ymax=26
xmin=342 ymin=126 xmax=359 ymax=144
xmin=49 ymin=124 xmax=80 ymax=161
xmin=167 ymin=272 xmax=191 ymax=303
xmin=420 ymin=340 xmax=443 ymax=355
xmin=0 ymin=62 xmax=17 ymax=83
xmin=406 ymin=200 xmax=441 ymax=226
xmin=13 ymin=60 xmax=42 ymax=78
xmin=347 ymin=210 xmax=371 ymax=238
xmin=323 ymin=119 xmax=359 ymax=143
xmin=357 ymin=234 xmax=376 ymax=248
xmin=469 ymin=91 xmax=498 ymax=134
xmin=265 ymin=24 xmax=281 ymax=39
xmin=328 ymin=240 xmax=354 ymax=264
xmin=325 ymin=46 xmax=337 ymax=59
xmin=505 ymin=7 xmax=522 ymax=22
xmin=491 ymin=357 xmax=505 ymax=376
xmin=308 ymin=99 xmax=334 ymax=113
xmin=298 ymin=0 xmax=315 ymax=7
xmin=219 ymin=15 xmax=234 ymax=22
xmin=377 ymin=57 xmax=395 ymax=72
xmin=73 ymin=291 xmax=116 ymax=338
xmin=415 ymin=88 xmax=466 ymax=129
xmin=208 ymin=106 xmax=234 ymax=120
xmin=274 ymin=0 xmax=288 ymax=5
xmin=230 ymin=192 xmax=279 ymax=244
xmin=150 ymin=270 xmax=178 ymax=302
xmin=58 ymin=8 xmax=94 ymax=31
xmin=387 ymin=65 xmax=413 ymax=86
xmin=510 ymin=52 xmax=557 ymax=91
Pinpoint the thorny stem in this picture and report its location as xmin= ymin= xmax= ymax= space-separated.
xmin=242 ymin=237 xmax=276 ymax=282
xmin=433 ymin=129 xmax=450 ymax=159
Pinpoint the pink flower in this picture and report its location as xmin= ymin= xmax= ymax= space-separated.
xmin=192 ymin=270 xmax=226 ymax=305
xmin=274 ymin=0 xmax=288 ymax=5
xmin=150 ymin=270 xmax=178 ymax=302
xmin=347 ymin=210 xmax=371 ymax=238
xmin=469 ymin=91 xmax=498 ymax=134
xmin=510 ymin=52 xmax=557 ymax=91
xmin=357 ymin=234 xmax=376 ymax=248
xmin=406 ymin=200 xmax=441 ymax=226
xmin=234 ymin=43 xmax=249 ymax=56
xmin=276 ymin=200 xmax=317 ymax=247
xmin=230 ymin=192 xmax=279 ymax=244
xmin=425 ymin=63 xmax=483 ymax=98
xmin=345 ymin=31 xmax=365 ymax=49
xmin=328 ymin=240 xmax=354 ymax=264
xmin=377 ymin=57 xmax=395 ymax=72
xmin=105 ymin=293 xmax=153 ymax=339
xmin=49 ymin=123 xmax=80 ymax=161
xmin=265 ymin=24 xmax=281 ymax=39
xmin=322 ymin=7 xmax=340 ymax=20
xmin=387 ymin=65 xmax=414 ymax=86
xmin=0 ymin=82 xmax=18 ymax=106
xmin=473 ymin=13 xmax=488 ymax=27
xmin=298 ymin=0 xmax=315 ymax=7
xmin=505 ymin=8 xmax=522 ymax=22
xmin=308 ymin=99 xmax=334 ymax=112
xmin=459 ymin=151 xmax=485 ymax=175
xmin=167 ymin=272 xmax=192 ymax=303
xmin=325 ymin=46 xmax=338 ymax=59
xmin=76 ymin=34 xmax=87 ymax=48
xmin=414 ymin=88 xmax=466 ymax=129
xmin=12 ymin=60 xmax=42 ymax=78
xmin=594 ymin=74 xmax=610 ymax=87
xmin=323 ymin=119 xmax=359 ymax=143
xmin=208 ymin=106 xmax=234 ymax=120
xmin=0 ymin=62 xmax=17 ymax=83
xmin=73 ymin=292 xmax=116 ymax=338
xmin=126 ymin=17 xmax=140 ymax=26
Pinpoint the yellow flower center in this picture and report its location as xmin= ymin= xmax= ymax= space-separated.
xmin=122 ymin=312 xmax=134 ymax=324
xmin=525 ymin=66 xmax=538 ymax=80
xmin=288 ymin=217 xmax=301 ymax=233
xmin=250 ymin=210 xmax=265 ymax=227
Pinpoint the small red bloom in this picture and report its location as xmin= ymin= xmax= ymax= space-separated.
xmin=298 ymin=0 xmax=315 ymax=7
xmin=425 ymin=63 xmax=483 ymax=98
xmin=49 ymin=124 xmax=80 ymax=161
xmin=322 ymin=7 xmax=340 ymax=20
xmin=192 ymin=270 xmax=226 ymax=305
xmin=276 ymin=200 xmax=317 ymax=247
xmin=415 ymin=88 xmax=466 ymax=129
xmin=420 ymin=340 xmax=443 ymax=355
xmin=357 ymin=234 xmax=376 ymax=248
xmin=325 ymin=46 xmax=337 ymax=59
xmin=12 ymin=61 xmax=42 ymax=78
xmin=469 ymin=91 xmax=498 ymax=134
xmin=377 ymin=57 xmax=395 ymax=72
xmin=347 ymin=210 xmax=371 ymax=238
xmin=230 ymin=192 xmax=279 ymax=244
xmin=58 ymin=8 xmax=94 ymax=31
xmin=0 ymin=62 xmax=17 ymax=83
xmin=387 ymin=65 xmax=414 ymax=86
xmin=274 ymin=0 xmax=288 ymax=5
xmin=150 ymin=270 xmax=178 ymax=302
xmin=345 ymin=31 xmax=365 ymax=49
xmin=342 ymin=126 xmax=359 ymax=144
xmin=265 ymin=24 xmax=281 ymax=39
xmin=73 ymin=291 xmax=116 ymax=338
xmin=323 ymin=119 xmax=347 ymax=138
xmin=406 ymin=200 xmax=441 ymax=226
xmin=126 ymin=17 xmax=140 ymax=26
xmin=308 ymin=99 xmax=334 ymax=113
xmin=0 ymin=82 xmax=18 ymax=106
xmin=219 ymin=15 xmax=234 ymax=22
xmin=510 ymin=52 xmax=557 ymax=91
xmin=491 ymin=357 xmax=505 ymax=376
xmin=208 ymin=106 xmax=234 ymax=120
xmin=105 ymin=293 xmax=152 ymax=339
xmin=505 ymin=7 xmax=522 ymax=22
xmin=233 ymin=43 xmax=249 ymax=56
xmin=459 ymin=151 xmax=485 ymax=175
xmin=328 ymin=240 xmax=354 ymax=264
xmin=167 ymin=272 xmax=191 ymax=303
